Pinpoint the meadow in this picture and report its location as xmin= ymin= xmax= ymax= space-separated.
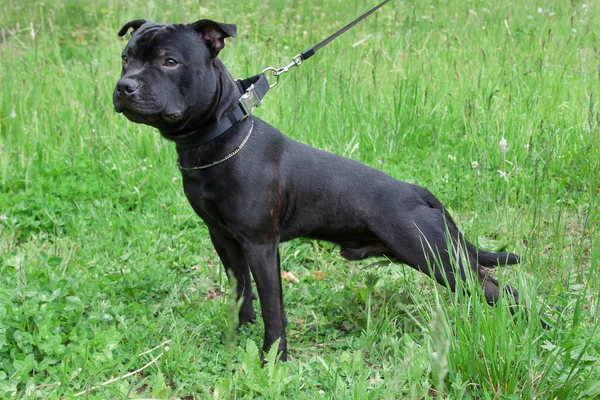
xmin=1 ymin=0 xmax=599 ymax=398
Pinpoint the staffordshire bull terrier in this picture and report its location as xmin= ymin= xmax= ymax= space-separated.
xmin=114 ymin=19 xmax=527 ymax=360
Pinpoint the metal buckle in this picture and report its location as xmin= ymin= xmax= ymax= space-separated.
xmin=239 ymin=84 xmax=261 ymax=118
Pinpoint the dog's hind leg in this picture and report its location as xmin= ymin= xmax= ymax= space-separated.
xmin=372 ymin=204 xmax=519 ymax=306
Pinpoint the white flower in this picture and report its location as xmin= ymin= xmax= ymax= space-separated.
xmin=471 ymin=161 xmax=480 ymax=169
xmin=499 ymin=138 xmax=508 ymax=154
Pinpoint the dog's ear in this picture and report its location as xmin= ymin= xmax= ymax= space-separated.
xmin=118 ymin=19 xmax=148 ymax=37
xmin=189 ymin=19 xmax=237 ymax=56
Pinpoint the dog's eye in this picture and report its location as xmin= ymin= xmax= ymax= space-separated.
xmin=122 ymin=55 xmax=128 ymax=65
xmin=164 ymin=58 xmax=179 ymax=67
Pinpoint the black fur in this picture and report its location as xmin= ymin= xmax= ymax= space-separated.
xmin=114 ymin=19 xmax=541 ymax=360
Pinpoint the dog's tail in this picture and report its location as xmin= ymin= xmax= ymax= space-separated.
xmin=472 ymin=247 xmax=520 ymax=267
xmin=420 ymin=188 xmax=520 ymax=268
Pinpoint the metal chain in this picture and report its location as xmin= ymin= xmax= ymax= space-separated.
xmin=177 ymin=117 xmax=255 ymax=171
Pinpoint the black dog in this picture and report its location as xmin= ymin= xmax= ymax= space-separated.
xmin=114 ymin=19 xmax=524 ymax=360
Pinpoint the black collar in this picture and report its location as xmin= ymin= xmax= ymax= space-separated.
xmin=175 ymin=73 xmax=270 ymax=149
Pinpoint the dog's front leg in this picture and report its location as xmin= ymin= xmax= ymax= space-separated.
xmin=244 ymin=242 xmax=288 ymax=361
xmin=208 ymin=229 xmax=257 ymax=326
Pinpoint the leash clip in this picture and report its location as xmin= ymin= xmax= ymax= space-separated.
xmin=277 ymin=54 xmax=303 ymax=75
xmin=239 ymin=84 xmax=261 ymax=117
xmin=262 ymin=54 xmax=303 ymax=88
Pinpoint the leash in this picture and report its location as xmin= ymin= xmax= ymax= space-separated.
xmin=177 ymin=0 xmax=391 ymax=151
xmin=262 ymin=0 xmax=391 ymax=88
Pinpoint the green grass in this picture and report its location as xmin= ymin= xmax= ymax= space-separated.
xmin=1 ymin=0 xmax=599 ymax=398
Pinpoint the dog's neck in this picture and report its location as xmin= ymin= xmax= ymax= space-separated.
xmin=159 ymin=58 xmax=242 ymax=145
xmin=174 ymin=59 xmax=253 ymax=168
xmin=200 ymin=58 xmax=243 ymax=125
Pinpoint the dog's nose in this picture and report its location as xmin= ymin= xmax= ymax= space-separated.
xmin=115 ymin=78 xmax=139 ymax=95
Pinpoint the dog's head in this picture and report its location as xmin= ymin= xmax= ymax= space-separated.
xmin=113 ymin=19 xmax=236 ymax=135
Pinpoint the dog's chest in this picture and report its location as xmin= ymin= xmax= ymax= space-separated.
xmin=180 ymin=172 xmax=252 ymax=232
xmin=181 ymin=174 xmax=224 ymax=216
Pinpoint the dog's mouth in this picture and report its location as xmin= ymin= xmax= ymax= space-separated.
xmin=161 ymin=111 xmax=183 ymax=122
xmin=114 ymin=97 xmax=162 ymax=115
xmin=115 ymin=102 xmax=183 ymax=125
xmin=113 ymin=81 xmax=189 ymax=136
xmin=113 ymin=84 xmax=183 ymax=122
